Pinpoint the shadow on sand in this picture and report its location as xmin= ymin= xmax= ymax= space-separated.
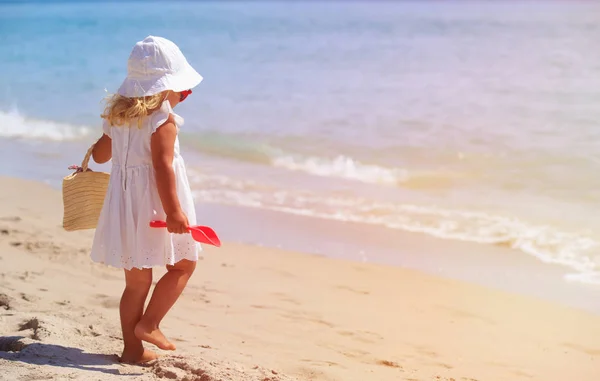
xmin=0 ymin=336 xmax=143 ymax=377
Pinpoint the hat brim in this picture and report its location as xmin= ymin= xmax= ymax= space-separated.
xmin=117 ymin=63 xmax=203 ymax=97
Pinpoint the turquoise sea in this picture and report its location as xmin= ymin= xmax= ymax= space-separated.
xmin=2 ymin=1 xmax=600 ymax=301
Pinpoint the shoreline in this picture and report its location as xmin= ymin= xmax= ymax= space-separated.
xmin=2 ymin=136 xmax=600 ymax=294
xmin=197 ymin=202 xmax=600 ymax=315
xmin=2 ymin=152 xmax=600 ymax=314
xmin=0 ymin=176 xmax=599 ymax=380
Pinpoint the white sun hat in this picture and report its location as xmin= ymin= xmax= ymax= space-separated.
xmin=117 ymin=35 xmax=203 ymax=98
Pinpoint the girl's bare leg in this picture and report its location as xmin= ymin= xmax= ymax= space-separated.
xmin=134 ymin=259 xmax=196 ymax=350
xmin=119 ymin=267 xmax=158 ymax=363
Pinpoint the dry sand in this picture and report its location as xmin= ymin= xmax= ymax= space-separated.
xmin=0 ymin=176 xmax=599 ymax=381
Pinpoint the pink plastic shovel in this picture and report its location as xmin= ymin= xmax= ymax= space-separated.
xmin=149 ymin=220 xmax=221 ymax=247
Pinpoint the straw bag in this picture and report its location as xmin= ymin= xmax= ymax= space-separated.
xmin=62 ymin=144 xmax=110 ymax=231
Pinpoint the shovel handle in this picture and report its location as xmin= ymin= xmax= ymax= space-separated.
xmin=149 ymin=220 xmax=168 ymax=228
xmin=149 ymin=220 xmax=192 ymax=232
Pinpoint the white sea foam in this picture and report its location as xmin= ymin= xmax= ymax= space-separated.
xmin=190 ymin=172 xmax=600 ymax=286
xmin=564 ymin=272 xmax=600 ymax=285
xmin=0 ymin=110 xmax=92 ymax=141
xmin=272 ymin=154 xmax=407 ymax=185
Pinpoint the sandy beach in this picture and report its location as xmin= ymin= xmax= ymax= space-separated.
xmin=0 ymin=176 xmax=599 ymax=381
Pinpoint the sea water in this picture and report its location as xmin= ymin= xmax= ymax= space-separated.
xmin=2 ymin=1 xmax=600 ymax=288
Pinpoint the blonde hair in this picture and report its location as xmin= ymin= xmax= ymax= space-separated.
xmin=101 ymin=92 xmax=166 ymax=127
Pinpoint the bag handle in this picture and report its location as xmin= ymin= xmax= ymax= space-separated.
xmin=80 ymin=143 xmax=96 ymax=172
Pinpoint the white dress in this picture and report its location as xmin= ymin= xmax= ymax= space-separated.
xmin=90 ymin=100 xmax=201 ymax=270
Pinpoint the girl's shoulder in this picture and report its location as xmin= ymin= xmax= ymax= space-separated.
xmin=148 ymin=101 xmax=185 ymax=134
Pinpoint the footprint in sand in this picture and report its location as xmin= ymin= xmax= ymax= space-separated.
xmin=337 ymin=348 xmax=369 ymax=359
xmin=0 ymin=216 xmax=22 ymax=222
xmin=189 ymin=292 xmax=210 ymax=304
xmin=274 ymin=308 xmax=336 ymax=329
xmin=94 ymin=294 xmax=120 ymax=309
xmin=430 ymin=361 xmax=454 ymax=370
xmin=300 ymin=358 xmax=339 ymax=367
xmin=376 ymin=359 xmax=403 ymax=369
xmin=200 ymin=285 xmax=223 ymax=294
xmin=335 ymin=285 xmax=370 ymax=295
xmin=296 ymin=366 xmax=338 ymax=381
xmin=18 ymin=318 xmax=45 ymax=341
xmin=152 ymin=356 xmax=295 ymax=381
xmin=20 ymin=293 xmax=38 ymax=303
xmin=562 ymin=342 xmax=600 ymax=356
xmin=0 ymin=293 xmax=11 ymax=310
xmin=270 ymin=292 xmax=301 ymax=306
xmin=151 ymin=357 xmax=220 ymax=381
xmin=337 ymin=329 xmax=383 ymax=344
xmin=250 ymin=304 xmax=271 ymax=310
xmin=413 ymin=345 xmax=440 ymax=359
xmin=75 ymin=325 xmax=101 ymax=338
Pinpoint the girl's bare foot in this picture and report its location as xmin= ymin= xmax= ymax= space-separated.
xmin=119 ymin=347 xmax=159 ymax=364
xmin=134 ymin=320 xmax=176 ymax=350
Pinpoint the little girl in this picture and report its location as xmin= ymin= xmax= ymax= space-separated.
xmin=90 ymin=36 xmax=203 ymax=364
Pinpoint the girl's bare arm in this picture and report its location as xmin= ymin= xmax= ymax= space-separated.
xmin=151 ymin=116 xmax=189 ymax=233
xmin=92 ymin=134 xmax=112 ymax=164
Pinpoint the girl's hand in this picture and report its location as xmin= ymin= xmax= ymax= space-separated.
xmin=166 ymin=210 xmax=189 ymax=234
